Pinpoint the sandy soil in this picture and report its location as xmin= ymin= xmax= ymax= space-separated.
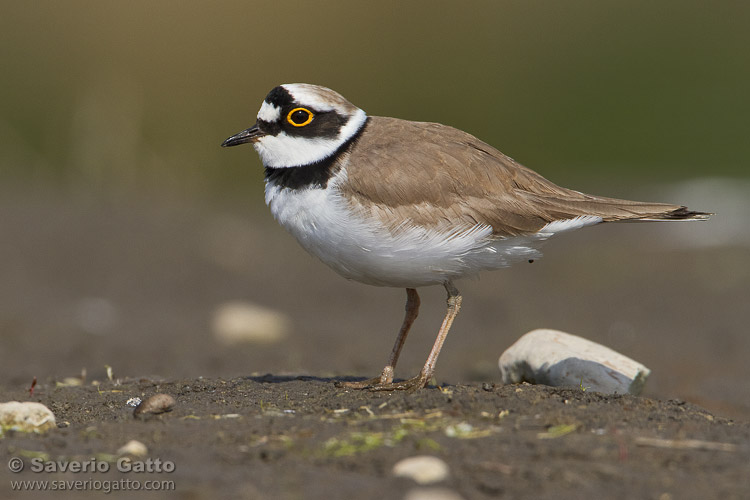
xmin=2 ymin=377 xmax=749 ymax=499
xmin=1 ymin=183 xmax=749 ymax=498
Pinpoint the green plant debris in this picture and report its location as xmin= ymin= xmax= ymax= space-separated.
xmin=211 ymin=413 xmax=242 ymax=419
xmin=537 ymin=424 xmax=578 ymax=439
xmin=444 ymin=421 xmax=494 ymax=439
xmin=415 ymin=438 xmax=442 ymax=451
xmin=246 ymin=434 xmax=292 ymax=449
xmin=320 ymin=418 xmax=452 ymax=457
xmin=318 ymin=412 xmax=500 ymax=457
xmin=399 ymin=418 xmax=440 ymax=431
xmin=15 ymin=449 xmax=51 ymax=461
xmin=56 ymin=377 xmax=84 ymax=387
xmin=358 ymin=406 xmax=375 ymax=417
xmin=481 ymin=410 xmax=510 ymax=420
xmin=322 ymin=432 xmax=386 ymax=457
xmin=80 ymin=426 xmax=102 ymax=440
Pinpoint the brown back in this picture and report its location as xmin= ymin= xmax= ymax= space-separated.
xmin=340 ymin=116 xmax=703 ymax=237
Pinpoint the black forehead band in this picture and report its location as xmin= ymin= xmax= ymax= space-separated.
xmin=264 ymin=86 xmax=294 ymax=108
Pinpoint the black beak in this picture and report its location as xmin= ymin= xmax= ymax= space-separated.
xmin=221 ymin=123 xmax=264 ymax=147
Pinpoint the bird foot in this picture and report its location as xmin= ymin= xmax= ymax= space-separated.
xmin=336 ymin=376 xmax=388 ymax=390
xmin=336 ymin=366 xmax=395 ymax=389
xmin=337 ymin=372 xmax=431 ymax=392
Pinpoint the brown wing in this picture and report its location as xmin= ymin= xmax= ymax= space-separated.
xmin=339 ymin=116 xmax=707 ymax=237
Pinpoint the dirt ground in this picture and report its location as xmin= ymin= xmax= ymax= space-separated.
xmin=2 ymin=378 xmax=749 ymax=499
xmin=1 ymin=183 xmax=749 ymax=499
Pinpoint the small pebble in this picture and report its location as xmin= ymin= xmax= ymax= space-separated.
xmin=117 ymin=440 xmax=148 ymax=457
xmin=211 ymin=301 xmax=291 ymax=345
xmin=133 ymin=394 xmax=176 ymax=418
xmin=403 ymin=488 xmax=466 ymax=500
xmin=393 ymin=455 xmax=450 ymax=485
xmin=499 ymin=329 xmax=650 ymax=395
xmin=58 ymin=377 xmax=83 ymax=387
xmin=0 ymin=401 xmax=57 ymax=434
xmin=126 ymin=397 xmax=142 ymax=407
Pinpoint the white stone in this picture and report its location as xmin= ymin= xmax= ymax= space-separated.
xmin=211 ymin=301 xmax=290 ymax=345
xmin=117 ymin=440 xmax=148 ymax=457
xmin=392 ymin=455 xmax=450 ymax=485
xmin=403 ymin=488 xmax=466 ymax=500
xmin=0 ymin=401 xmax=56 ymax=434
xmin=499 ymin=329 xmax=650 ymax=395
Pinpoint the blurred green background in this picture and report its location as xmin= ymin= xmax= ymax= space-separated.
xmin=1 ymin=1 xmax=748 ymax=199
xmin=1 ymin=2 xmax=749 ymax=418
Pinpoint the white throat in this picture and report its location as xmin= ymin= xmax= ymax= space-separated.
xmin=253 ymin=108 xmax=367 ymax=168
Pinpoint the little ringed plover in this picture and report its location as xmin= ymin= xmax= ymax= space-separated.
xmin=222 ymin=83 xmax=710 ymax=391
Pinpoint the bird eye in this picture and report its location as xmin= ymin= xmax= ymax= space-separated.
xmin=287 ymin=108 xmax=314 ymax=127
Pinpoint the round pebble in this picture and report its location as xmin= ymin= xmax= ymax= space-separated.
xmin=117 ymin=439 xmax=148 ymax=457
xmin=404 ymin=488 xmax=466 ymax=500
xmin=392 ymin=455 xmax=450 ymax=485
xmin=499 ymin=329 xmax=651 ymax=395
xmin=133 ymin=394 xmax=176 ymax=418
xmin=0 ymin=401 xmax=57 ymax=434
xmin=212 ymin=301 xmax=291 ymax=345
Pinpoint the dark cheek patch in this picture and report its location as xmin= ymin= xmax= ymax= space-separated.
xmin=282 ymin=110 xmax=347 ymax=139
xmin=258 ymin=119 xmax=282 ymax=136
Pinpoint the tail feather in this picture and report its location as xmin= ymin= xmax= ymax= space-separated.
xmin=519 ymin=191 xmax=712 ymax=224
xmin=632 ymin=206 xmax=712 ymax=222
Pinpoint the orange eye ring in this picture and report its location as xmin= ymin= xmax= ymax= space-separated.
xmin=286 ymin=107 xmax=314 ymax=127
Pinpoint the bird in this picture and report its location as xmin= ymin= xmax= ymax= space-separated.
xmin=221 ymin=83 xmax=710 ymax=391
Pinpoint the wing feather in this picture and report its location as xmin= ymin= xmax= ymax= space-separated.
xmin=339 ymin=117 xmax=707 ymax=237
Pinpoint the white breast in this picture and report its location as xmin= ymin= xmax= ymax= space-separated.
xmin=264 ymin=170 xmax=602 ymax=288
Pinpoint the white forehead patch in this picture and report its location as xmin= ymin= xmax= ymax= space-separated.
xmin=257 ymin=101 xmax=281 ymax=122
xmin=282 ymin=84 xmax=338 ymax=112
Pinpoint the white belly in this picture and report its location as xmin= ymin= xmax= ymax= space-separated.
xmin=264 ymin=173 xmax=601 ymax=288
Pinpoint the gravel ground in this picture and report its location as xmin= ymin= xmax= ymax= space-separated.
xmin=2 ymin=378 xmax=749 ymax=500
